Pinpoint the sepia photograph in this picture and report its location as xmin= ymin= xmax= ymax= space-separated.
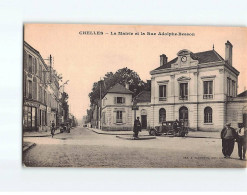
xmin=22 ymin=24 xmax=247 ymax=168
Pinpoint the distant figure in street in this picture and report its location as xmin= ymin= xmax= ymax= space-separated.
xmin=51 ymin=121 xmax=55 ymax=138
xmin=221 ymin=123 xmax=238 ymax=158
xmin=133 ymin=117 xmax=142 ymax=138
xmin=237 ymin=123 xmax=247 ymax=160
xmin=173 ymin=119 xmax=179 ymax=133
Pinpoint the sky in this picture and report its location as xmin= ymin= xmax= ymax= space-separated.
xmin=24 ymin=24 xmax=247 ymax=120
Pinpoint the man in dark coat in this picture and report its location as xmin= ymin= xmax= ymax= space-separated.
xmin=237 ymin=123 xmax=247 ymax=160
xmin=221 ymin=123 xmax=238 ymax=158
xmin=133 ymin=117 xmax=142 ymax=138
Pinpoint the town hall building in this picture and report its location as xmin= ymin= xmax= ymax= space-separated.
xmin=100 ymin=41 xmax=247 ymax=131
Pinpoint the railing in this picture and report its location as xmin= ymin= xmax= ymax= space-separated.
xmin=159 ymin=97 xmax=167 ymax=101
xmin=116 ymin=119 xmax=123 ymax=123
xmin=203 ymin=94 xmax=213 ymax=99
xmin=179 ymin=95 xmax=188 ymax=100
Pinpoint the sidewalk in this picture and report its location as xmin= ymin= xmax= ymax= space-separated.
xmin=23 ymin=142 xmax=36 ymax=152
xmin=88 ymin=128 xmax=149 ymax=136
xmin=88 ymin=128 xmax=220 ymax=139
xmin=23 ymin=129 xmax=61 ymax=137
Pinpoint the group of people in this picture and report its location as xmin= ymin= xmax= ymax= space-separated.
xmin=221 ymin=123 xmax=246 ymax=160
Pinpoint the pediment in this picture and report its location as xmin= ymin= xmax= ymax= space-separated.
xmin=177 ymin=76 xmax=191 ymax=81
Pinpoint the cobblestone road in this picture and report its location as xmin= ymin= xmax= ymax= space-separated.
xmin=23 ymin=126 xmax=246 ymax=168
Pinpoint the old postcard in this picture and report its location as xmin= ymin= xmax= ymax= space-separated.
xmin=23 ymin=24 xmax=247 ymax=168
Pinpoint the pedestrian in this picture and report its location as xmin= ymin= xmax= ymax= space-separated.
xmin=237 ymin=123 xmax=246 ymax=160
xmin=221 ymin=123 xmax=238 ymax=158
xmin=133 ymin=117 xmax=141 ymax=138
xmin=51 ymin=120 xmax=55 ymax=138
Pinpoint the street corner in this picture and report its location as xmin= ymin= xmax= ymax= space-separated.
xmin=22 ymin=142 xmax=36 ymax=153
xmin=116 ymin=135 xmax=156 ymax=140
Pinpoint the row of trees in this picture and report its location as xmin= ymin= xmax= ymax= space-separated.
xmin=86 ymin=67 xmax=151 ymax=124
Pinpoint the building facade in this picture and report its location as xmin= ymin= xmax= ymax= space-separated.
xmin=101 ymin=83 xmax=133 ymax=131
xmin=23 ymin=41 xmax=64 ymax=131
xmin=99 ymin=41 xmax=246 ymax=131
xmin=149 ymin=41 xmax=246 ymax=131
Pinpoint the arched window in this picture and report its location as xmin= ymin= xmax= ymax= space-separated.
xmin=159 ymin=108 xmax=166 ymax=123
xmin=179 ymin=106 xmax=188 ymax=121
xmin=204 ymin=107 xmax=212 ymax=123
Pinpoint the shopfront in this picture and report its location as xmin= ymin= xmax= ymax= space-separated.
xmin=39 ymin=104 xmax=47 ymax=131
xmin=23 ymin=102 xmax=39 ymax=131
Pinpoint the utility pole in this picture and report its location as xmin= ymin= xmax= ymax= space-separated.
xmin=98 ymin=79 xmax=102 ymax=129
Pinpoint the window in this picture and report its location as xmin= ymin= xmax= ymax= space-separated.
xmin=28 ymin=80 xmax=32 ymax=99
xmin=179 ymin=83 xmax=188 ymax=100
xmin=116 ymin=111 xmax=123 ymax=123
xmin=232 ymin=80 xmax=236 ymax=97
xmin=227 ymin=78 xmax=231 ymax=96
xmin=39 ymin=64 xmax=42 ymax=79
xmin=159 ymin=85 xmax=167 ymax=101
xmin=28 ymin=55 xmax=32 ymax=73
xmin=44 ymin=91 xmax=47 ymax=104
xmin=24 ymin=51 xmax=28 ymax=71
xmin=204 ymin=107 xmax=212 ymax=123
xmin=33 ymin=58 xmax=37 ymax=75
xmin=115 ymin=97 xmax=125 ymax=104
xmin=203 ymin=81 xmax=213 ymax=99
xmin=33 ymin=81 xmax=37 ymax=100
xmin=159 ymin=108 xmax=166 ymax=123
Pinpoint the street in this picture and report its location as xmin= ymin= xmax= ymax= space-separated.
xmin=23 ymin=126 xmax=246 ymax=168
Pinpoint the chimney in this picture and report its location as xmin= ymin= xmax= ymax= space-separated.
xmin=125 ymin=83 xmax=129 ymax=90
xmin=160 ymin=54 xmax=168 ymax=66
xmin=225 ymin=40 xmax=233 ymax=66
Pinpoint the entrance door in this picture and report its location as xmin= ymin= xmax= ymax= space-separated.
xmin=141 ymin=115 xmax=147 ymax=129
xmin=179 ymin=106 xmax=188 ymax=124
xmin=243 ymin=113 xmax=247 ymax=128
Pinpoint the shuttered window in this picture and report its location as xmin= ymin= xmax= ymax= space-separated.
xmin=115 ymin=97 xmax=125 ymax=104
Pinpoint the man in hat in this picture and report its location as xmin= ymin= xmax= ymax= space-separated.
xmin=236 ymin=123 xmax=246 ymax=160
xmin=221 ymin=123 xmax=238 ymax=158
xmin=133 ymin=117 xmax=142 ymax=138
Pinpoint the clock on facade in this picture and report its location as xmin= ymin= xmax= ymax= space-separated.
xmin=181 ymin=56 xmax=187 ymax=62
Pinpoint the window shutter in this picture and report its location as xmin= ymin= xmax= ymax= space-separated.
xmin=23 ymin=74 xmax=26 ymax=97
xmin=113 ymin=111 xmax=116 ymax=123
xmin=114 ymin=97 xmax=117 ymax=104
xmin=32 ymin=81 xmax=36 ymax=100
xmin=122 ymin=112 xmax=126 ymax=123
xmin=123 ymin=97 xmax=125 ymax=104
xmin=24 ymin=51 xmax=27 ymax=70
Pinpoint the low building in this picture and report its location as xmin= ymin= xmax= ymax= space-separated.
xmin=101 ymin=83 xmax=133 ymax=130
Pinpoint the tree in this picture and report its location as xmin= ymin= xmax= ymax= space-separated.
xmin=60 ymin=92 xmax=69 ymax=121
xmin=88 ymin=67 xmax=148 ymax=105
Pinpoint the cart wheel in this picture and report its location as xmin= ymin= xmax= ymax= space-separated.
xmin=149 ymin=129 xmax=156 ymax=136
xmin=180 ymin=131 xmax=186 ymax=137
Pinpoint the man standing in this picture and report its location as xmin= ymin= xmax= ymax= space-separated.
xmin=221 ymin=123 xmax=238 ymax=158
xmin=133 ymin=117 xmax=141 ymax=138
xmin=237 ymin=123 xmax=246 ymax=160
xmin=51 ymin=120 xmax=55 ymax=138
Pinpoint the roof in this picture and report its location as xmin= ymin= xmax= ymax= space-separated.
xmin=135 ymin=91 xmax=151 ymax=103
xmin=107 ymin=83 xmax=133 ymax=94
xmin=237 ymin=90 xmax=247 ymax=97
xmin=153 ymin=50 xmax=224 ymax=71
